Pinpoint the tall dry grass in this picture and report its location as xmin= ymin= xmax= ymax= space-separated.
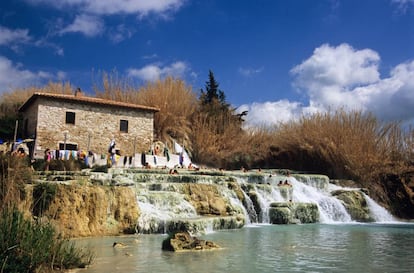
xmin=0 ymin=82 xmax=74 ymax=118
xmin=258 ymin=109 xmax=414 ymax=181
xmin=95 ymin=76 xmax=198 ymax=151
xmin=134 ymin=78 xmax=197 ymax=150
xmin=0 ymin=154 xmax=31 ymax=211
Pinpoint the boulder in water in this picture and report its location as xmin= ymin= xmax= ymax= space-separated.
xmin=113 ymin=242 xmax=127 ymax=248
xmin=162 ymin=231 xmax=221 ymax=252
xmin=268 ymin=202 xmax=319 ymax=224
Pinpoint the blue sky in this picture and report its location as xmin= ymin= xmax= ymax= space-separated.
xmin=1 ymin=0 xmax=413 ymax=127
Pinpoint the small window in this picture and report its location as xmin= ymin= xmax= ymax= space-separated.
xmin=66 ymin=112 xmax=75 ymax=124
xmin=59 ymin=143 xmax=78 ymax=151
xmin=120 ymin=119 xmax=128 ymax=133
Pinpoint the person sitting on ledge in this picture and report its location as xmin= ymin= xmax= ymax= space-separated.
xmin=169 ymin=169 xmax=179 ymax=175
xmin=278 ymin=181 xmax=283 ymax=186
xmin=284 ymin=180 xmax=292 ymax=187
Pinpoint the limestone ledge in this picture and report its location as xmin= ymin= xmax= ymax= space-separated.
xmin=269 ymin=202 xmax=320 ymax=224
xmin=23 ymin=183 xmax=139 ymax=238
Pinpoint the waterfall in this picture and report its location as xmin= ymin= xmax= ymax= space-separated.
xmin=363 ymin=193 xmax=397 ymax=222
xmin=288 ymin=177 xmax=352 ymax=223
xmin=241 ymin=189 xmax=257 ymax=224
xmin=136 ymin=190 xmax=198 ymax=233
xmin=125 ymin=169 xmax=400 ymax=234
xmin=239 ymin=176 xmax=352 ymax=224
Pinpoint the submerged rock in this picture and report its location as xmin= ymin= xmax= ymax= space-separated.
xmin=113 ymin=242 xmax=127 ymax=248
xmin=162 ymin=231 xmax=221 ymax=252
xmin=268 ymin=202 xmax=319 ymax=224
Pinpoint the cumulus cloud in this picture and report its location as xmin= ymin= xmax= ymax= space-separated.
xmin=291 ymin=44 xmax=380 ymax=91
xmin=0 ymin=56 xmax=65 ymax=93
xmin=242 ymin=43 xmax=414 ymax=127
xmin=60 ymin=14 xmax=104 ymax=37
xmin=127 ymin=61 xmax=188 ymax=82
xmin=237 ymin=100 xmax=308 ymax=127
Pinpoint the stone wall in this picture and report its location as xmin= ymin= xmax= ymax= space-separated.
xmin=24 ymin=97 xmax=155 ymax=158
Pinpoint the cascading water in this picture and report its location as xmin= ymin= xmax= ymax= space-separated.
xmin=130 ymin=169 xmax=398 ymax=234
xmin=288 ymin=177 xmax=352 ymax=223
xmin=363 ymin=193 xmax=396 ymax=222
xmin=240 ymin=176 xmax=352 ymax=224
xmin=136 ymin=189 xmax=198 ymax=233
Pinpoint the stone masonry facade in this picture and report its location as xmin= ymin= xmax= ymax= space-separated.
xmin=19 ymin=93 xmax=158 ymax=158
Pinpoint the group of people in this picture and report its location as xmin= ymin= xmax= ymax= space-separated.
xmin=278 ymin=180 xmax=292 ymax=187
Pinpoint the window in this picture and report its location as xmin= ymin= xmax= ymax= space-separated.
xmin=59 ymin=143 xmax=78 ymax=151
xmin=65 ymin=111 xmax=75 ymax=124
xmin=120 ymin=119 xmax=128 ymax=133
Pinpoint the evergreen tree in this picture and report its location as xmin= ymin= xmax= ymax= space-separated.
xmin=197 ymin=70 xmax=247 ymax=134
xmin=200 ymin=70 xmax=227 ymax=107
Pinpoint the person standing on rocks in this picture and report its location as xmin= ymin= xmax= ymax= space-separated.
xmin=108 ymin=139 xmax=116 ymax=167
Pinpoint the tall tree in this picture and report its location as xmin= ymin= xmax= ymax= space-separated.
xmin=197 ymin=70 xmax=249 ymax=131
xmin=200 ymin=70 xmax=226 ymax=107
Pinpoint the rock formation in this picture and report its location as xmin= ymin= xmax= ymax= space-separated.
xmin=331 ymin=189 xmax=373 ymax=222
xmin=23 ymin=183 xmax=139 ymax=237
xmin=268 ymin=202 xmax=319 ymax=224
xmin=162 ymin=231 xmax=220 ymax=251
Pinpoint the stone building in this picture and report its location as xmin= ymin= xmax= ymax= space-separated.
xmin=18 ymin=91 xmax=159 ymax=159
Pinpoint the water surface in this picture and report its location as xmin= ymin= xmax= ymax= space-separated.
xmin=75 ymin=223 xmax=414 ymax=273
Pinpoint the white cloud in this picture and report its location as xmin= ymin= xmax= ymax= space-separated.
xmin=0 ymin=56 xmax=65 ymax=93
xmin=237 ymin=100 xmax=306 ymax=127
xmin=392 ymin=0 xmax=414 ymax=11
xmin=26 ymin=0 xmax=185 ymax=16
xmin=291 ymin=43 xmax=380 ymax=91
xmin=0 ymin=26 xmax=31 ymax=46
xmin=242 ymin=43 xmax=414 ymax=127
xmin=127 ymin=61 xmax=188 ymax=82
xmin=60 ymin=14 xmax=104 ymax=37
xmin=239 ymin=67 xmax=263 ymax=77
xmin=108 ymin=24 xmax=134 ymax=43
xmin=0 ymin=26 xmax=31 ymax=51
xmin=26 ymin=0 xmax=185 ymax=39
xmin=0 ymin=25 xmax=64 ymax=55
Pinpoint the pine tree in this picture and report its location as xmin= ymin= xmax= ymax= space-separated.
xmin=197 ymin=70 xmax=247 ymax=134
xmin=200 ymin=70 xmax=226 ymax=107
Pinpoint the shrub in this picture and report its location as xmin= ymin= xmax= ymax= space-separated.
xmin=0 ymin=208 xmax=93 ymax=273
xmin=32 ymin=183 xmax=57 ymax=217
xmin=0 ymin=154 xmax=31 ymax=210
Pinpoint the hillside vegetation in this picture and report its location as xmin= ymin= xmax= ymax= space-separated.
xmin=0 ymin=72 xmax=413 ymax=218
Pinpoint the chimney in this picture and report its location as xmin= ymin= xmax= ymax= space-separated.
xmin=74 ymin=87 xmax=83 ymax=97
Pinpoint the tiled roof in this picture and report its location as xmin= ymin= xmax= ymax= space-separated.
xmin=18 ymin=92 xmax=159 ymax=112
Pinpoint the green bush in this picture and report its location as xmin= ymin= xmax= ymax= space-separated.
xmin=0 ymin=208 xmax=93 ymax=273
